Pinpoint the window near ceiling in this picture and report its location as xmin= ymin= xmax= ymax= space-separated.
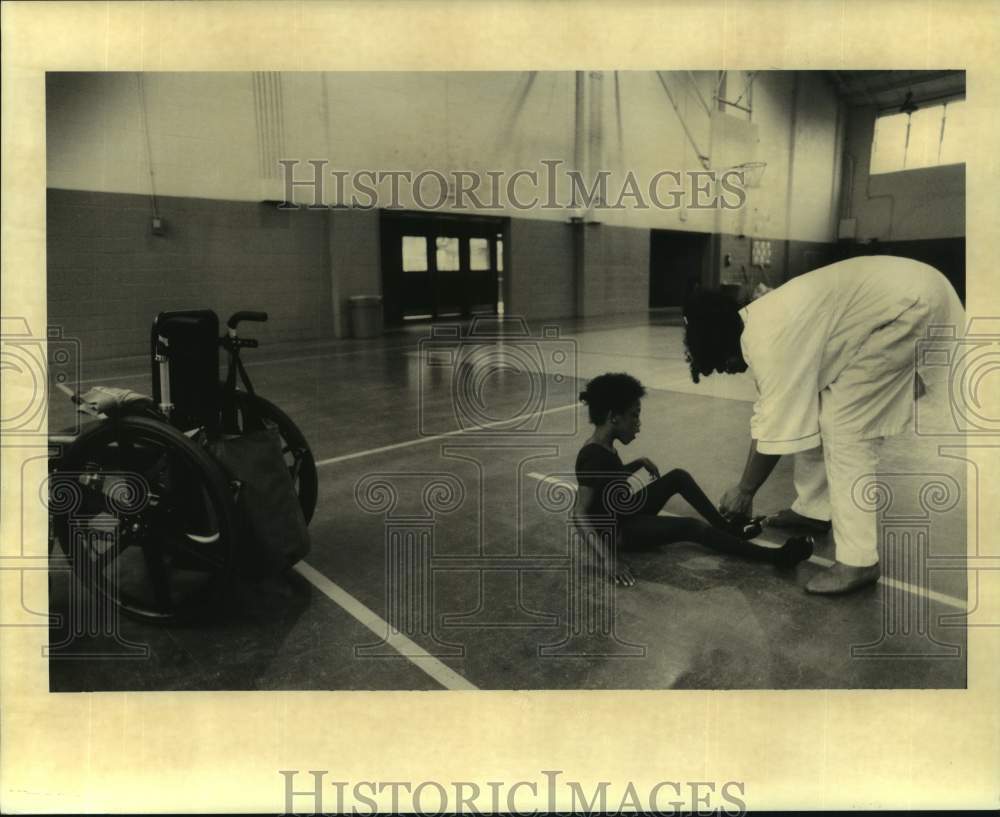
xmin=870 ymin=98 xmax=966 ymax=174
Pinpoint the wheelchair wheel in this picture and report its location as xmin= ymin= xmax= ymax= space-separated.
xmin=50 ymin=416 xmax=237 ymax=624
xmin=228 ymin=390 xmax=318 ymax=524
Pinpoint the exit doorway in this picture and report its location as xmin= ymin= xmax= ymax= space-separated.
xmin=649 ymin=229 xmax=711 ymax=308
xmin=380 ymin=212 xmax=508 ymax=326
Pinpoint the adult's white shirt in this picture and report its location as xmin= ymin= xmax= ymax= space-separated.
xmin=738 ymin=256 xmax=964 ymax=455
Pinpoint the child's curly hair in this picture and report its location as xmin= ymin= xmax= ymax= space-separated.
xmin=682 ymin=288 xmax=744 ymax=383
xmin=579 ymin=373 xmax=646 ymax=425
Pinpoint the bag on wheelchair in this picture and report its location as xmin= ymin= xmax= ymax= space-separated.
xmin=149 ymin=308 xmax=312 ymax=579
xmin=210 ymin=420 xmax=311 ymax=578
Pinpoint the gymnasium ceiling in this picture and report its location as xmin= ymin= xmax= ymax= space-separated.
xmin=825 ymin=70 xmax=965 ymax=110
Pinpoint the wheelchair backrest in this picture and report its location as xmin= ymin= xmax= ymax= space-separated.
xmin=150 ymin=310 xmax=220 ymax=432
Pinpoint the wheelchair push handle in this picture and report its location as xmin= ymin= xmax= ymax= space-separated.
xmin=222 ymin=311 xmax=265 ymax=353
xmin=227 ymin=311 xmax=268 ymax=330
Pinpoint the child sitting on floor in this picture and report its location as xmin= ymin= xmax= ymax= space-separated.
xmin=572 ymin=372 xmax=813 ymax=586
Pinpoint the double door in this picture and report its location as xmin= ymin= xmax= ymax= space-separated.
xmin=382 ymin=213 xmax=506 ymax=325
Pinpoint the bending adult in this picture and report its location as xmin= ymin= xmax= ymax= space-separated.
xmin=683 ymin=255 xmax=964 ymax=595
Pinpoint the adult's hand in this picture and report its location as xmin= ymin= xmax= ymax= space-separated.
xmin=720 ymin=484 xmax=754 ymax=518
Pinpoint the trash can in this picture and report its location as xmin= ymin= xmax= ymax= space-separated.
xmin=349 ymin=295 xmax=383 ymax=339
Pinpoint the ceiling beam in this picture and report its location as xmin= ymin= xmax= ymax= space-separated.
xmin=840 ymin=69 xmax=963 ymax=97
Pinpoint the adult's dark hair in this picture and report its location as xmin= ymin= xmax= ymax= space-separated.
xmin=682 ymin=288 xmax=744 ymax=383
xmin=579 ymin=373 xmax=646 ymax=425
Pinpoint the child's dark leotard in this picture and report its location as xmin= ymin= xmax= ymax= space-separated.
xmin=574 ymin=443 xmax=632 ymax=523
xmin=574 ymin=442 xmax=805 ymax=565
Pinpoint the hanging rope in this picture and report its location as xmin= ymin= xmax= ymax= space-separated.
xmin=135 ymin=73 xmax=159 ymax=218
xmin=614 ymin=71 xmax=625 ymax=171
xmin=656 ymin=71 xmax=710 ymax=169
xmin=493 ymin=71 xmax=537 ymax=157
xmin=730 ymin=70 xmax=758 ymax=110
xmin=685 ymin=71 xmax=712 ymax=117
xmin=253 ymin=72 xmax=286 ymax=178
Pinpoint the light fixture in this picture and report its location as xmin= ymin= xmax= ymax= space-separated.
xmin=899 ymin=91 xmax=919 ymax=115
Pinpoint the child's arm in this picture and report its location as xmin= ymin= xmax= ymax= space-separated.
xmin=623 ymin=457 xmax=660 ymax=478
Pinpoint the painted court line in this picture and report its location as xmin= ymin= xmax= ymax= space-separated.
xmin=68 ymin=343 xmax=422 ymax=386
xmin=293 ymin=560 xmax=478 ymax=691
xmin=404 ymin=348 xmax=685 ymax=364
xmin=314 ymin=402 xmax=579 ymax=467
xmin=526 ymin=472 xmax=968 ymax=611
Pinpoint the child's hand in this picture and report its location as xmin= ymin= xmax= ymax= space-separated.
xmin=637 ymin=458 xmax=660 ymax=479
xmin=612 ymin=559 xmax=637 ymax=587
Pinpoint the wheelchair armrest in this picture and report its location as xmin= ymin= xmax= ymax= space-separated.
xmin=77 ymin=386 xmax=160 ymax=420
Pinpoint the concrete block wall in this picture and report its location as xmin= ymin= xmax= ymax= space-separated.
xmin=718 ymin=233 xmax=837 ymax=289
xmin=785 ymin=239 xmax=838 ymax=280
xmin=329 ymin=208 xmax=382 ymax=338
xmin=46 ymin=189 xmax=332 ymax=362
xmin=580 ymin=224 xmax=649 ymax=317
xmin=506 ymin=218 xmax=575 ymax=320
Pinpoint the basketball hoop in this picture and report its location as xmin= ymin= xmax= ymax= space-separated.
xmin=731 ymin=161 xmax=767 ymax=189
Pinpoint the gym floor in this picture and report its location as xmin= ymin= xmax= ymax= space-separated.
xmin=48 ymin=312 xmax=968 ymax=691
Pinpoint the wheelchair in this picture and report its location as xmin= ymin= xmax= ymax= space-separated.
xmin=49 ymin=310 xmax=318 ymax=624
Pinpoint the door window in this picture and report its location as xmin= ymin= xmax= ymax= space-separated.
xmin=469 ymin=238 xmax=491 ymax=271
xmin=436 ymin=237 xmax=460 ymax=271
xmin=402 ymin=236 xmax=428 ymax=271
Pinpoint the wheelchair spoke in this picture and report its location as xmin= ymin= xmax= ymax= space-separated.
xmin=101 ymin=430 xmax=162 ymax=492
xmin=96 ymin=533 xmax=128 ymax=572
xmin=72 ymin=520 xmax=128 ymax=573
xmin=76 ymin=481 xmax=113 ymax=517
xmin=140 ymin=451 xmax=172 ymax=485
xmin=140 ymin=538 xmax=173 ymax=611
xmin=109 ymin=426 xmax=138 ymax=473
xmin=56 ymin=412 xmax=238 ymax=623
xmin=161 ymin=529 xmax=227 ymax=572
xmin=138 ymin=494 xmax=224 ymax=569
